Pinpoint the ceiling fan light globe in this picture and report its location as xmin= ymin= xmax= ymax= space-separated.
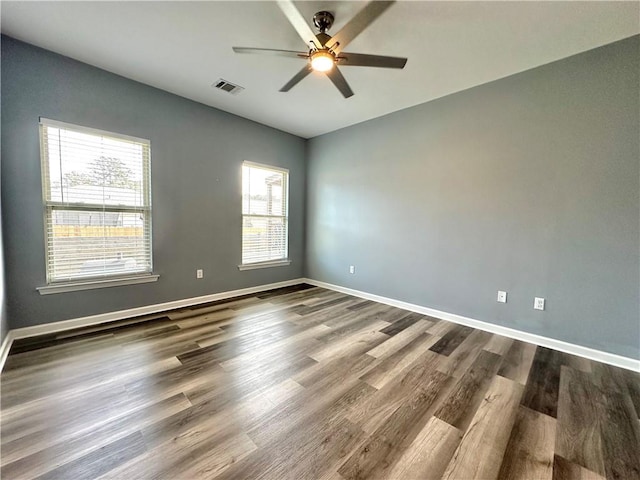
xmin=311 ymin=51 xmax=335 ymax=72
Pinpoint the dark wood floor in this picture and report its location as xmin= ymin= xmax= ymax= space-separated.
xmin=1 ymin=284 xmax=639 ymax=480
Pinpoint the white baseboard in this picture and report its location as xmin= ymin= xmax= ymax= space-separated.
xmin=0 ymin=330 xmax=15 ymax=373
xmin=303 ymin=278 xmax=640 ymax=373
xmin=2 ymin=276 xmax=638 ymax=374
xmin=0 ymin=278 xmax=305 ymax=372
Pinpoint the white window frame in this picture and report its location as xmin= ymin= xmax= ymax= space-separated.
xmin=37 ymin=118 xmax=158 ymax=294
xmin=239 ymin=161 xmax=290 ymax=270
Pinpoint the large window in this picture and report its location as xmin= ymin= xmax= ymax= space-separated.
xmin=39 ymin=118 xmax=152 ymax=284
xmin=241 ymin=162 xmax=289 ymax=268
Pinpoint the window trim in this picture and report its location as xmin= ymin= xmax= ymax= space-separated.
xmin=237 ymin=259 xmax=291 ymax=271
xmin=40 ymin=117 xmax=151 ymax=145
xmin=37 ymin=274 xmax=160 ymax=295
xmin=240 ymin=161 xmax=290 ymax=269
xmin=38 ymin=117 xmax=155 ymax=289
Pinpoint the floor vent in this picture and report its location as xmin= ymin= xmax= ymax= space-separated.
xmin=213 ymin=79 xmax=244 ymax=95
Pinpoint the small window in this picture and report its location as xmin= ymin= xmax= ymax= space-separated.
xmin=241 ymin=162 xmax=289 ymax=267
xmin=39 ymin=118 xmax=152 ymax=284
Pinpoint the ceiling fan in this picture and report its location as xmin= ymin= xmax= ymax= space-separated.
xmin=232 ymin=0 xmax=407 ymax=98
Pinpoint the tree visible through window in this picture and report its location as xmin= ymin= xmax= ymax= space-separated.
xmin=242 ymin=162 xmax=288 ymax=265
xmin=40 ymin=118 xmax=152 ymax=283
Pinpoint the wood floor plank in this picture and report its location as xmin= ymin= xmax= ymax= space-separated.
xmin=35 ymin=431 xmax=147 ymax=480
xmin=386 ymin=416 xmax=463 ymax=480
xmin=590 ymin=361 xmax=633 ymax=399
xmin=247 ymin=377 xmax=373 ymax=449
xmin=1 ymin=393 xmax=191 ymax=472
xmin=497 ymin=406 xmax=556 ymax=480
xmin=360 ymin=332 xmax=440 ymax=390
xmin=186 ymin=352 xmax=316 ymax=408
xmin=308 ymin=323 xmax=388 ymax=363
xmin=345 ymin=349 xmax=443 ymax=434
xmin=102 ymin=431 xmax=257 ymax=480
xmin=347 ymin=300 xmax=375 ymax=311
xmin=136 ymin=401 xmax=243 ymax=455
xmin=622 ymin=369 xmax=640 ymax=418
xmin=292 ymin=343 xmax=376 ymax=389
xmin=498 ymin=340 xmax=537 ymax=385
xmin=2 ymin=356 xmax=182 ymax=420
xmin=264 ymin=286 xmax=325 ymax=305
xmin=268 ymin=418 xmax=366 ymax=480
xmin=255 ymin=283 xmax=315 ymax=299
xmin=7 ymin=332 xmax=117 ymax=358
xmin=434 ymin=349 xmax=502 ymax=430
xmin=291 ymin=299 xmax=386 ymax=328
xmin=429 ymin=324 xmax=474 ymax=356
xmin=521 ymin=347 xmax=563 ymax=418
xmin=177 ymin=432 xmax=259 ymax=479
xmin=3 ymin=335 xmax=122 ymax=374
xmin=554 ymin=366 xmax=607 ymax=477
xmin=563 ymin=354 xmax=593 ymax=373
xmin=441 ymin=375 xmax=524 ymax=480
xmin=217 ymin=417 xmax=365 ymax=480
xmin=316 ymin=310 xmax=391 ymax=345
xmin=219 ymin=360 xmax=372 ymax=477
xmin=333 ymin=304 xmax=409 ymax=328
xmin=426 ymin=320 xmax=454 ymax=337
xmin=483 ymin=335 xmax=514 ymax=356
xmin=379 ymin=312 xmax=428 ymax=336
xmin=338 ymin=369 xmax=453 ymax=479
xmin=2 ymin=383 xmax=133 ymax=444
xmin=246 ymin=341 xmax=377 ymax=442
xmin=216 ymin=377 xmax=307 ymax=430
xmin=437 ymin=329 xmax=493 ymax=379
xmin=218 ymin=323 xmax=329 ymax=371
xmin=365 ymin=319 xmax=432 ymax=359
xmin=293 ymin=295 xmax=357 ymax=316
xmin=598 ymin=385 xmax=640 ymax=480
xmin=553 ymin=455 xmax=607 ymax=480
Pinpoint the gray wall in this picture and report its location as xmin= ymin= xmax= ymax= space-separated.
xmin=1 ymin=36 xmax=306 ymax=329
xmin=306 ymin=35 xmax=640 ymax=359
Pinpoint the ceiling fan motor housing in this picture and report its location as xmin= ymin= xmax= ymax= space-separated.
xmin=313 ymin=11 xmax=335 ymax=33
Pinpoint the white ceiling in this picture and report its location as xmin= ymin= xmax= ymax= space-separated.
xmin=2 ymin=1 xmax=638 ymax=138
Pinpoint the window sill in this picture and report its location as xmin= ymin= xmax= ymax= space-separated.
xmin=238 ymin=260 xmax=291 ymax=271
xmin=37 ymin=274 xmax=160 ymax=295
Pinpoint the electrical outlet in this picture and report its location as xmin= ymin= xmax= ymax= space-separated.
xmin=534 ymin=297 xmax=545 ymax=310
xmin=349 ymin=265 xmax=355 ymax=274
xmin=497 ymin=291 xmax=507 ymax=303
xmin=196 ymin=269 xmax=204 ymax=279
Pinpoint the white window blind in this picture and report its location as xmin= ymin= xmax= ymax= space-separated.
xmin=39 ymin=118 xmax=152 ymax=283
xmin=242 ymin=162 xmax=289 ymax=265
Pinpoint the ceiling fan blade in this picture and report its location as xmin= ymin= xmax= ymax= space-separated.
xmin=277 ymin=1 xmax=322 ymax=50
xmin=328 ymin=1 xmax=395 ymax=54
xmin=233 ymin=47 xmax=308 ymax=59
xmin=326 ymin=67 xmax=354 ymax=98
xmin=280 ymin=65 xmax=312 ymax=92
xmin=337 ymin=52 xmax=407 ymax=69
